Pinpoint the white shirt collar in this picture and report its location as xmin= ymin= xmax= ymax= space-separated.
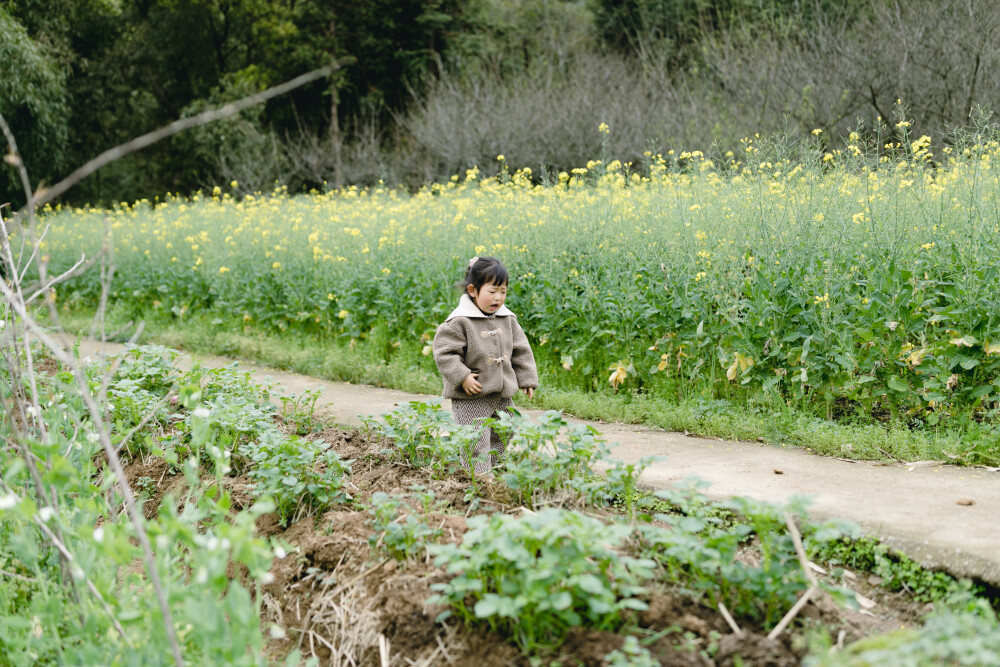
xmin=445 ymin=293 xmax=514 ymax=321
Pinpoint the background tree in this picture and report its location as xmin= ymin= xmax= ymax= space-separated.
xmin=0 ymin=8 xmax=70 ymax=200
xmin=2 ymin=0 xmax=1000 ymax=205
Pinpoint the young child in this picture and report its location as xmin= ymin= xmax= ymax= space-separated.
xmin=433 ymin=256 xmax=538 ymax=477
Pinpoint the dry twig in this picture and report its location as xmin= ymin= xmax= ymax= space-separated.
xmin=767 ymin=512 xmax=821 ymax=640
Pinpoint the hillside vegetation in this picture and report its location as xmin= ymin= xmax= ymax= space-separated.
xmin=3 ymin=0 xmax=1000 ymax=204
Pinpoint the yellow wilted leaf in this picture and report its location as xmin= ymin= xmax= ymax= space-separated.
xmin=421 ymin=345 xmax=432 ymax=356
xmin=985 ymin=341 xmax=1000 ymax=356
xmin=949 ymin=335 xmax=977 ymax=347
xmin=907 ymin=348 xmax=929 ymax=367
xmin=726 ymin=351 xmax=754 ymax=382
xmin=657 ymin=353 xmax=669 ymax=372
xmin=608 ymin=362 xmax=628 ymax=389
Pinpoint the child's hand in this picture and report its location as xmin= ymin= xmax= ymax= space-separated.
xmin=522 ymin=387 xmax=534 ymax=399
xmin=462 ymin=373 xmax=482 ymax=395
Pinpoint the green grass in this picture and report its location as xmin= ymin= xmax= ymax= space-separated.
xmin=59 ymin=306 xmax=1000 ymax=465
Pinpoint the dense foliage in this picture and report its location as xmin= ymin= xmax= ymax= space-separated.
xmin=43 ymin=125 xmax=1000 ymax=463
xmin=2 ymin=338 xmax=997 ymax=664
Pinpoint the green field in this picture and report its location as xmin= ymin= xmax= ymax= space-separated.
xmin=46 ymin=129 xmax=1000 ymax=465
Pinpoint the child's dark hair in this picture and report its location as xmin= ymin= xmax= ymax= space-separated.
xmin=459 ymin=256 xmax=509 ymax=291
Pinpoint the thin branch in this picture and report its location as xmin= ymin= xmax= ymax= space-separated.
xmin=718 ymin=601 xmax=743 ymax=636
xmin=0 ymin=569 xmax=37 ymax=583
xmin=24 ymin=253 xmax=95 ymax=305
xmin=767 ymin=512 xmax=821 ymax=640
xmin=784 ymin=511 xmax=819 ymax=586
xmin=14 ymin=64 xmax=335 ymax=217
xmin=767 ymin=584 xmax=819 ymax=640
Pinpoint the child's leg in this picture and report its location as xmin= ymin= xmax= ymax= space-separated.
xmin=451 ymin=396 xmax=502 ymax=475
xmin=488 ymin=398 xmax=514 ymax=468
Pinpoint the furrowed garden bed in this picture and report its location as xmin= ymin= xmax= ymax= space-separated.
xmin=5 ymin=344 xmax=998 ymax=666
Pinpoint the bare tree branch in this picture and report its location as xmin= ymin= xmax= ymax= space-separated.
xmin=13 ymin=64 xmax=335 ymax=218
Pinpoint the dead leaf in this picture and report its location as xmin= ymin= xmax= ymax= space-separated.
xmin=956 ymin=498 xmax=975 ymax=506
xmin=773 ymin=469 xmax=784 ymax=475
xmin=808 ymin=562 xmax=828 ymax=576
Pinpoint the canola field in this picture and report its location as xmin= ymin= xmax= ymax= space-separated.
xmin=42 ymin=130 xmax=1000 ymax=444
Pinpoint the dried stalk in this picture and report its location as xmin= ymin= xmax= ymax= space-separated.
xmin=718 ymin=601 xmax=744 ymax=636
xmin=767 ymin=512 xmax=821 ymax=640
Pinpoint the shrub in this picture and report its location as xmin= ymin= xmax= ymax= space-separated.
xmin=429 ymin=508 xmax=655 ymax=652
xmin=249 ymin=434 xmax=352 ymax=525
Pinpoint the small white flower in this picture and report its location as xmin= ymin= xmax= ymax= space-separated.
xmin=107 ymin=403 xmax=115 ymax=411
xmin=156 ymin=535 xmax=169 ymax=550
xmin=193 ymin=407 xmax=210 ymax=419
xmin=93 ymin=527 xmax=105 ymax=543
xmin=274 ymin=546 xmax=287 ymax=559
xmin=220 ymin=538 xmax=231 ymax=551
xmin=86 ymin=431 xmax=99 ymax=443
xmin=195 ymin=567 xmax=208 ymax=584
xmin=38 ymin=507 xmax=55 ymax=522
xmin=268 ymin=624 xmax=285 ymax=639
xmin=70 ymin=565 xmax=85 ymax=581
xmin=0 ymin=494 xmax=17 ymax=510
xmin=206 ymin=536 xmax=219 ymax=551
xmin=260 ymin=572 xmax=275 ymax=585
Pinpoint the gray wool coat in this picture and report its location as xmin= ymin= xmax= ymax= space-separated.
xmin=432 ymin=294 xmax=539 ymax=400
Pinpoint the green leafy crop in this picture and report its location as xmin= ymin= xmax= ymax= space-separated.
xmin=429 ymin=508 xmax=656 ymax=652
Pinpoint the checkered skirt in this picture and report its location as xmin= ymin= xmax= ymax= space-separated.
xmin=451 ymin=394 xmax=513 ymax=475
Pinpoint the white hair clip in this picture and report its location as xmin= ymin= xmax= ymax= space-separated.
xmin=469 ymin=256 xmax=479 ymax=268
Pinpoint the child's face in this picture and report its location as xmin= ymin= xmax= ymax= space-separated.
xmin=468 ymin=280 xmax=507 ymax=314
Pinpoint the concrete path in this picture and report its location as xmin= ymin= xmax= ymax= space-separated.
xmin=81 ymin=340 xmax=1000 ymax=586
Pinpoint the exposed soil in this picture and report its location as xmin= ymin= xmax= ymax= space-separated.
xmin=123 ymin=427 xmax=932 ymax=665
xmin=81 ymin=340 xmax=1000 ymax=588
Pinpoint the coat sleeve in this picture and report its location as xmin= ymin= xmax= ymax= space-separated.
xmin=433 ymin=320 xmax=473 ymax=388
xmin=509 ymin=316 xmax=539 ymax=389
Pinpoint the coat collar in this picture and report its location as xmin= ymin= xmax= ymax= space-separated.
xmin=445 ymin=293 xmax=514 ymax=321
